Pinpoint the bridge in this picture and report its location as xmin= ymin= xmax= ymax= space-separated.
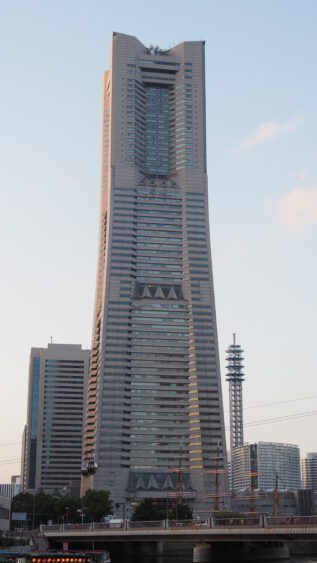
xmin=41 ymin=515 xmax=317 ymax=543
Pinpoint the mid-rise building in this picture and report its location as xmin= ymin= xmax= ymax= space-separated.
xmin=0 ymin=476 xmax=21 ymax=499
xmin=0 ymin=495 xmax=11 ymax=532
xmin=81 ymin=32 xmax=228 ymax=509
xmin=24 ymin=343 xmax=89 ymax=495
xmin=232 ymin=442 xmax=301 ymax=492
xmin=302 ymin=452 xmax=317 ymax=490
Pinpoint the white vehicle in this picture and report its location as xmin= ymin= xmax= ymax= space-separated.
xmin=101 ymin=515 xmax=123 ymax=528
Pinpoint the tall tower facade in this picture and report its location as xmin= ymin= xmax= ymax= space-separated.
xmin=226 ymin=334 xmax=244 ymax=453
xmin=24 ymin=344 xmax=89 ymax=494
xmin=82 ymin=33 xmax=228 ymax=508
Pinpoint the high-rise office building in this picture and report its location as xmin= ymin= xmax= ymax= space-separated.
xmin=82 ymin=32 xmax=228 ymax=508
xmin=24 ymin=343 xmax=89 ymax=494
xmin=232 ymin=442 xmax=301 ymax=492
xmin=302 ymin=452 xmax=317 ymax=490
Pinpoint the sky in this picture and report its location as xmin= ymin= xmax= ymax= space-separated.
xmin=0 ymin=0 xmax=316 ymax=482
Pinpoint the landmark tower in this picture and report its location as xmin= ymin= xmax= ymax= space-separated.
xmin=82 ymin=33 xmax=228 ymax=509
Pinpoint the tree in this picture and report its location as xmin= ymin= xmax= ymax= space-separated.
xmin=132 ymin=499 xmax=166 ymax=521
xmin=170 ymin=503 xmax=193 ymax=520
xmin=55 ymin=495 xmax=81 ymax=523
xmin=11 ymin=491 xmax=56 ymax=528
xmin=81 ymin=489 xmax=112 ymax=522
xmin=34 ymin=491 xmax=56 ymax=525
xmin=11 ymin=492 xmax=34 ymax=516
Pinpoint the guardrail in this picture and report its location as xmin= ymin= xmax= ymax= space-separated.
xmin=168 ymin=519 xmax=209 ymax=528
xmin=93 ymin=522 xmax=124 ymax=530
xmin=128 ymin=520 xmax=164 ymax=529
xmin=40 ymin=515 xmax=317 ymax=534
xmin=213 ymin=516 xmax=262 ymax=527
xmin=267 ymin=516 xmax=317 ymax=526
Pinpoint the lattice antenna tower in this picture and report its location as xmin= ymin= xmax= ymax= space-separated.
xmin=226 ymin=333 xmax=245 ymax=453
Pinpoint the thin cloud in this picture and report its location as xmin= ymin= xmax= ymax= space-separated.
xmin=275 ymin=185 xmax=317 ymax=231
xmin=238 ymin=116 xmax=304 ymax=152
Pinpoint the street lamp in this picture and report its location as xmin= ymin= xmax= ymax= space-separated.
xmin=32 ymin=494 xmax=36 ymax=530
xmin=77 ymin=508 xmax=85 ymax=524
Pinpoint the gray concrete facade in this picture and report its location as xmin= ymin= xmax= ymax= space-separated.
xmin=82 ymin=32 xmax=228 ymax=512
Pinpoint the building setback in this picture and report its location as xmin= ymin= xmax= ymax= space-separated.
xmin=232 ymin=442 xmax=301 ymax=492
xmin=24 ymin=344 xmax=89 ymax=495
xmin=81 ymin=32 xmax=228 ymax=509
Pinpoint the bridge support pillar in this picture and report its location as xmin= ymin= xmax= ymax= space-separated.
xmin=194 ymin=541 xmax=290 ymax=563
xmin=193 ymin=543 xmax=212 ymax=563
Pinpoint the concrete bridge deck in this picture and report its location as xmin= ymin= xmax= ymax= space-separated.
xmin=41 ymin=516 xmax=317 ymax=543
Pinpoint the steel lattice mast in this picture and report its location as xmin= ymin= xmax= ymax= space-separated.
xmin=226 ymin=334 xmax=245 ymax=453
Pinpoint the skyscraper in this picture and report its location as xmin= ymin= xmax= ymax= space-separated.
xmin=24 ymin=343 xmax=89 ymax=494
xmin=82 ymin=32 xmax=228 ymax=509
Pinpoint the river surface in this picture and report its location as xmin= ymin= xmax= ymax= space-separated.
xmin=110 ymin=557 xmax=317 ymax=563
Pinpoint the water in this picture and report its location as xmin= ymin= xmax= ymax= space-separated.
xmin=110 ymin=556 xmax=317 ymax=563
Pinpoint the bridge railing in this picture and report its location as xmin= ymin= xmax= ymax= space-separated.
xmin=41 ymin=524 xmax=62 ymax=532
xmin=63 ymin=524 xmax=92 ymax=531
xmin=40 ymin=515 xmax=317 ymax=534
xmin=93 ymin=522 xmax=124 ymax=530
xmin=128 ymin=520 xmax=164 ymax=529
xmin=267 ymin=516 xmax=317 ymax=526
xmin=168 ymin=519 xmax=209 ymax=528
xmin=213 ymin=516 xmax=263 ymax=527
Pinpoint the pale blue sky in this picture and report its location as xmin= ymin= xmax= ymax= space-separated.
xmin=1 ymin=0 xmax=316 ymax=481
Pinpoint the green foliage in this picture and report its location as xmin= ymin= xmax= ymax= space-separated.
xmin=34 ymin=491 xmax=56 ymax=525
xmin=169 ymin=503 xmax=193 ymax=520
xmin=132 ymin=499 xmax=193 ymax=521
xmin=11 ymin=489 xmax=113 ymax=527
xmin=81 ymin=489 xmax=113 ymax=522
xmin=55 ymin=495 xmax=81 ymax=522
xmin=132 ymin=499 xmax=166 ymax=521
xmin=11 ymin=492 xmax=34 ymax=515
xmin=11 ymin=491 xmax=54 ymax=527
